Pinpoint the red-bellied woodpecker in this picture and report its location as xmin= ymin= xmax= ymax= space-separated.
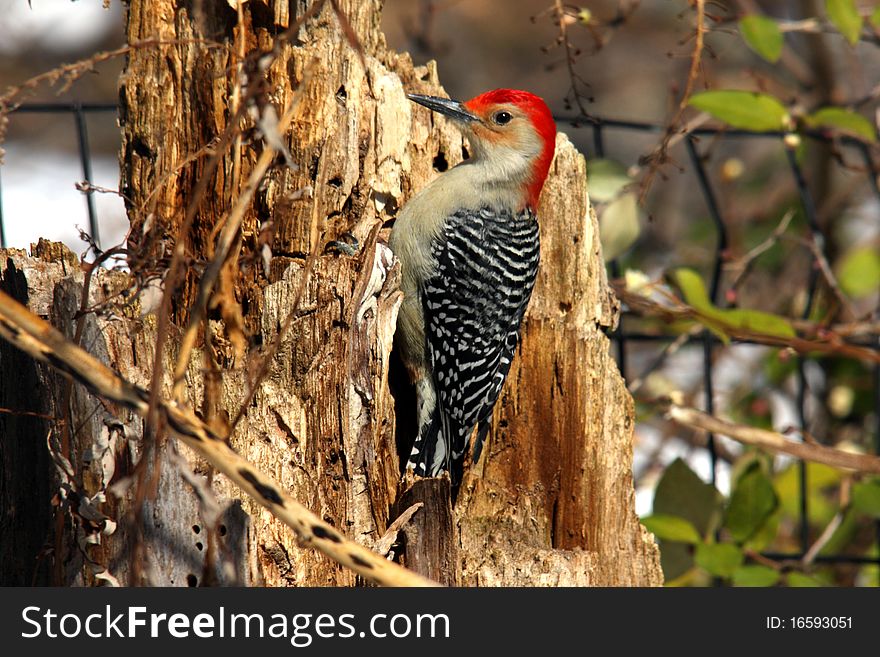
xmin=390 ymin=88 xmax=557 ymax=485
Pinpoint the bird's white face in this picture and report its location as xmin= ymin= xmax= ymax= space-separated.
xmin=462 ymin=102 xmax=539 ymax=146
xmin=459 ymin=102 xmax=544 ymax=184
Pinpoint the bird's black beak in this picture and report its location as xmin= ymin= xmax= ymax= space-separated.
xmin=407 ymin=94 xmax=479 ymax=123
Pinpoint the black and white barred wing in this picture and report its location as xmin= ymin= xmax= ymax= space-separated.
xmin=409 ymin=206 xmax=540 ymax=478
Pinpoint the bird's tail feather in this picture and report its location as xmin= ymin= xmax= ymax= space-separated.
xmin=407 ymin=405 xmax=443 ymax=477
xmin=471 ymin=420 xmax=491 ymax=465
xmin=407 ymin=407 xmax=473 ymax=492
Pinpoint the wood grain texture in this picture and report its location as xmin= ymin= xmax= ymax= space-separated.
xmin=394 ymin=476 xmax=459 ymax=586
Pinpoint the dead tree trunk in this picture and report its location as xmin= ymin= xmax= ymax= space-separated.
xmin=0 ymin=0 xmax=660 ymax=586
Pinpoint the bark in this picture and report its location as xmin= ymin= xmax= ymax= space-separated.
xmin=0 ymin=0 xmax=660 ymax=586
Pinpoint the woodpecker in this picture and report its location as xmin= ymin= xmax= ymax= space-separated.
xmin=390 ymin=88 xmax=557 ymax=485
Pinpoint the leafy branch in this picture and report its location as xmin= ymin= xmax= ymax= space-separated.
xmin=613 ymin=269 xmax=880 ymax=364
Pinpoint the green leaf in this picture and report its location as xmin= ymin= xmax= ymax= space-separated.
xmin=587 ymin=158 xmax=631 ymax=202
xmin=641 ymin=514 xmax=702 ymax=544
xmin=599 ymin=191 xmax=640 ymax=262
xmin=852 ymin=480 xmax=880 ymax=518
xmin=653 ymin=459 xmax=721 ymax=581
xmin=775 ymin=462 xmax=841 ymax=525
xmin=739 ymin=15 xmax=783 ymax=63
xmin=744 ymin=509 xmax=781 ymax=552
xmin=718 ymin=308 xmax=796 ymax=339
xmin=836 ymin=246 xmax=880 ymax=298
xmin=671 ymin=269 xmax=731 ymax=342
xmin=807 ymin=107 xmax=876 ymax=142
xmin=732 ymin=564 xmax=781 ymax=587
xmin=672 ymin=268 xmax=713 ymax=310
xmin=786 ymin=572 xmax=822 ymax=587
xmin=689 ymin=90 xmax=790 ymax=132
xmin=826 ymin=0 xmax=863 ymax=45
xmin=653 ymin=458 xmax=720 ymax=534
xmin=695 ymin=543 xmax=744 ymax=578
xmin=671 ymin=269 xmax=796 ymax=340
xmin=725 ymin=463 xmax=779 ymax=542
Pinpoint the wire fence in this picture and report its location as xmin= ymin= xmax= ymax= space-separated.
xmin=0 ymin=102 xmax=117 ymax=249
xmin=2 ymin=102 xmax=879 ymax=584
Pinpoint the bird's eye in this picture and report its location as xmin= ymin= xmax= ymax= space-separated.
xmin=493 ymin=111 xmax=513 ymax=125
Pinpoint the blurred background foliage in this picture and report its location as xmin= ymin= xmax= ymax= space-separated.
xmin=2 ymin=0 xmax=880 ymax=586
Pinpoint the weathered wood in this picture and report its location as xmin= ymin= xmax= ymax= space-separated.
xmin=0 ymin=0 xmax=661 ymax=587
xmin=394 ymin=476 xmax=458 ymax=586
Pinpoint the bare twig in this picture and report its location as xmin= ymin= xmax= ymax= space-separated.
xmin=0 ymin=39 xmax=224 ymax=109
xmin=233 ymin=263 xmax=315 ymax=434
xmin=726 ymin=210 xmax=794 ymax=294
xmin=798 ymin=234 xmax=859 ymax=321
xmin=628 ymin=323 xmax=702 ymax=394
xmin=742 ymin=548 xmax=783 ymax=571
xmin=374 ymin=503 xmax=424 ymax=556
xmin=638 ymin=0 xmax=707 ymax=201
xmin=144 ymin=0 xmax=329 ymax=490
xmin=801 ymin=476 xmax=853 ymax=567
xmin=815 ymin=319 xmax=880 ymax=339
xmin=171 ymin=94 xmax=303 ymax=398
xmin=552 ymin=0 xmax=594 ymax=120
xmin=665 ymin=403 xmax=880 ymax=474
xmin=0 ymin=407 xmax=61 ymax=421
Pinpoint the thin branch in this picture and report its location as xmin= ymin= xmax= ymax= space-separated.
xmin=615 ymin=283 xmax=880 ymax=363
xmin=628 ymin=323 xmax=701 ymax=394
xmin=0 ymin=407 xmax=62 ymax=421
xmin=374 ymin=503 xmax=424 ymax=556
xmin=171 ymin=93 xmax=303 ymax=398
xmin=798 ymin=233 xmax=859 ymax=321
xmin=0 ymin=39 xmax=224 ymax=109
xmin=230 ymin=240 xmax=321 ymax=433
xmin=145 ymin=0 xmax=329 ymax=477
xmin=665 ymin=403 xmax=880 ymax=474
xmin=742 ymin=548 xmax=783 ymax=571
xmin=638 ymin=0 xmax=707 ymax=201
xmin=725 ymin=210 xmax=794 ymax=294
xmin=551 ymin=0 xmax=594 ymax=119
xmin=802 ymin=477 xmax=852 ymax=568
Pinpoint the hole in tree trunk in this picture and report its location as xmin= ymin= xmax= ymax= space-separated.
xmin=389 ymin=344 xmax=417 ymax=475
